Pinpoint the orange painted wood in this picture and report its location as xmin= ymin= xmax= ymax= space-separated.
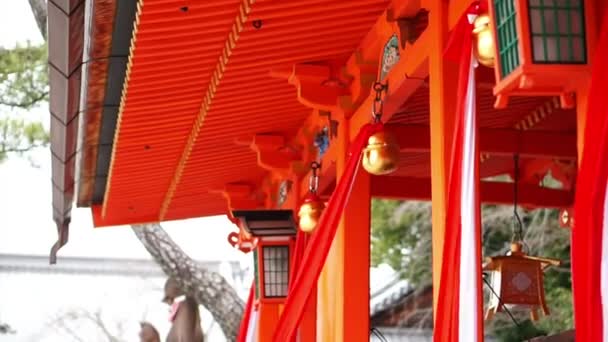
xmin=390 ymin=124 xmax=577 ymax=159
xmin=427 ymin=0 xmax=456 ymax=319
xmin=257 ymin=303 xmax=280 ymax=342
xmin=299 ymin=289 xmax=317 ymax=342
xmin=488 ymin=0 xmax=597 ymax=107
xmin=341 ymin=167 xmax=371 ymax=342
xmin=100 ymin=0 xmax=391 ymax=225
xmin=371 ymin=176 xmax=574 ymax=208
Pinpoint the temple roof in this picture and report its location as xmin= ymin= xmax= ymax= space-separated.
xmin=48 ymin=0 xmax=579 ymax=261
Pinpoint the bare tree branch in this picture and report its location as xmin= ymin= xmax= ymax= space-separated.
xmin=132 ymin=223 xmax=244 ymax=340
xmin=49 ymin=308 xmax=126 ymax=342
xmin=0 ymin=91 xmax=48 ymax=108
xmin=28 ymin=0 xmax=48 ymax=40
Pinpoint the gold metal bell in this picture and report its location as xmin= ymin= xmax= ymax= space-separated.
xmin=362 ymin=130 xmax=399 ymax=175
xmin=472 ymin=14 xmax=495 ymax=68
xmin=298 ymin=194 xmax=325 ymax=233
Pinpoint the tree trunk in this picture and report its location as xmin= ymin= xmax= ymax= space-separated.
xmin=132 ymin=224 xmax=244 ymax=341
xmin=28 ymin=0 xmax=47 ymax=40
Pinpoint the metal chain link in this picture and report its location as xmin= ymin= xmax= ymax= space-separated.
xmin=371 ymin=82 xmax=388 ymax=122
xmin=309 ymin=161 xmax=321 ymax=193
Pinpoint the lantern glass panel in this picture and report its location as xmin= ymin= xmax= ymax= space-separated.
xmin=528 ymin=0 xmax=586 ymax=63
xmin=262 ymin=246 xmax=290 ymax=298
xmin=494 ymin=0 xmax=521 ymax=78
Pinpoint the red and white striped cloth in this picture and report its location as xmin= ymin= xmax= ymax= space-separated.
xmin=433 ymin=4 xmax=484 ymax=341
xmin=236 ymin=283 xmax=258 ymax=342
xmin=572 ymin=5 xmax=608 ymax=340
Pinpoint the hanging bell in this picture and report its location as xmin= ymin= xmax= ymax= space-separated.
xmin=484 ymin=242 xmax=561 ymax=321
xmin=472 ymin=14 xmax=495 ymax=68
xmin=362 ymin=129 xmax=400 ymax=175
xmin=298 ymin=193 xmax=325 ymax=233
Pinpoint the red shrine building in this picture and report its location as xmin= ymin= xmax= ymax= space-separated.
xmin=47 ymin=0 xmax=608 ymax=341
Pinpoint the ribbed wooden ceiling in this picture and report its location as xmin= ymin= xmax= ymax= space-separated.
xmin=97 ymin=0 xmax=390 ymax=226
xmin=387 ymin=66 xmax=577 ymax=182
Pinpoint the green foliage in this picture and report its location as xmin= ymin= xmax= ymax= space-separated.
xmin=371 ymin=199 xmax=573 ymax=339
xmin=0 ymin=118 xmax=49 ymax=162
xmin=0 ymin=43 xmax=49 ymax=162
xmin=371 ymin=200 xmax=432 ymax=287
xmin=0 ymin=43 xmax=48 ymax=108
xmin=492 ymin=319 xmax=546 ymax=341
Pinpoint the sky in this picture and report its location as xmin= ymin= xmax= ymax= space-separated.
xmin=0 ymin=1 xmax=250 ymax=264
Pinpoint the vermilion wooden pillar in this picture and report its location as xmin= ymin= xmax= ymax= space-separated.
xmin=428 ymin=0 xmax=459 ymax=319
xmin=257 ymin=303 xmax=281 ymax=341
xmin=316 ymin=115 xmax=371 ymax=342
xmin=286 ymin=172 xmax=317 ymax=342
xmin=341 ymin=155 xmax=371 ymax=341
xmin=576 ymin=0 xmax=602 ymax=165
xmin=299 ymin=289 xmax=317 ymax=342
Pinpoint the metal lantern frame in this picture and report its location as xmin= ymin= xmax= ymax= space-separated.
xmin=232 ymin=210 xmax=297 ymax=304
xmin=254 ymin=239 xmax=294 ymax=303
xmin=488 ymin=0 xmax=596 ymax=108
xmin=484 ymin=244 xmax=560 ymax=321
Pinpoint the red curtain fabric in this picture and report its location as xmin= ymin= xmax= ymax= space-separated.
xmin=572 ymin=6 xmax=608 ymax=341
xmin=434 ymin=3 xmax=484 ymax=341
xmin=287 ymin=230 xmax=311 ymax=342
xmin=236 ymin=282 xmax=255 ymax=342
xmin=272 ymin=122 xmax=383 ymax=342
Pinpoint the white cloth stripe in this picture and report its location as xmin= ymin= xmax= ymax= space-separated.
xmin=245 ymin=308 xmax=257 ymax=342
xmin=602 ymin=181 xmax=608 ymax=342
xmin=458 ymin=52 xmax=480 ymax=342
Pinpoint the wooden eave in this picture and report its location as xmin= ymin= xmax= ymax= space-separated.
xmin=76 ymin=0 xmax=138 ymax=206
xmin=94 ymin=0 xmax=392 ymax=227
xmin=48 ymin=0 xmax=85 ymax=263
xmin=51 ymin=0 xmax=580 ymax=234
xmin=48 ymin=0 xmax=138 ymax=262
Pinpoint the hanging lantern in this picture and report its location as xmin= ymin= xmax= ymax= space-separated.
xmin=232 ymin=210 xmax=296 ymax=302
xmin=298 ymin=162 xmax=325 ymax=233
xmin=362 ymin=82 xmax=400 ymax=175
xmin=484 ymin=155 xmax=561 ymax=321
xmin=472 ymin=14 xmax=495 ymax=68
xmin=484 ymin=242 xmax=561 ymax=321
xmin=488 ymin=0 xmax=592 ymax=108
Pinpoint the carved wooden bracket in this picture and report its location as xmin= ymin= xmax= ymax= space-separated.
xmin=341 ymin=51 xmax=379 ymax=117
xmin=217 ymin=183 xmax=263 ymax=213
xmin=270 ymin=63 xmax=350 ymax=112
xmin=387 ymin=8 xmax=429 ymax=49
xmin=217 ymin=183 xmax=262 ymax=254
xmin=242 ymin=134 xmax=302 ymax=175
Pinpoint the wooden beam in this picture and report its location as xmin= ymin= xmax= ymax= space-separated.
xmin=389 ymin=124 xmax=577 ymax=159
xmin=371 ymin=176 xmax=574 ymax=208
